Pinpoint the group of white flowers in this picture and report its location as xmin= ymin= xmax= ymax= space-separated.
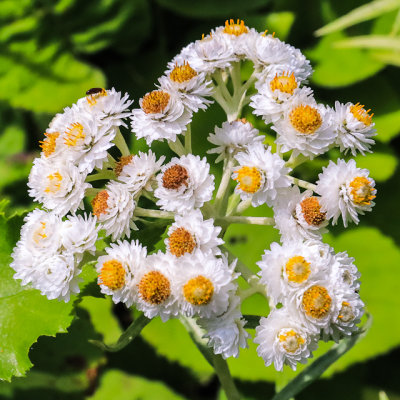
xmin=11 ymin=20 xmax=376 ymax=372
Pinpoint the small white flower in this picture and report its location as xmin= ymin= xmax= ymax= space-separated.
xmin=315 ymin=159 xmax=376 ymax=227
xmin=154 ymin=154 xmax=214 ymax=213
xmin=331 ymin=250 xmax=361 ymax=291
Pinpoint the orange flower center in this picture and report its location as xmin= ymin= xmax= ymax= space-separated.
xmin=86 ymin=88 xmax=107 ymax=106
xmin=183 ymin=275 xmax=214 ymax=305
xmin=170 ymin=62 xmax=197 ymax=83
xmin=64 ymin=123 xmax=85 ymax=147
xmin=162 ymin=164 xmax=189 ymax=189
xmin=141 ymin=90 xmax=170 ymax=114
xmin=91 ymin=190 xmax=109 ymax=217
xmin=278 ymin=329 xmax=305 ymax=353
xmin=349 ymin=177 xmax=375 ymax=206
xmin=337 ymin=301 xmax=355 ymax=323
xmin=39 ymin=132 xmax=59 ymax=157
xmin=138 ymin=271 xmax=171 ymax=305
xmin=289 ymin=105 xmax=322 ymax=134
xmin=223 ymin=19 xmax=248 ymax=36
xmin=285 ymin=256 xmax=311 ymax=284
xmin=300 ymin=197 xmax=326 ymax=226
xmin=302 ymin=285 xmax=332 ymax=319
xmin=98 ymin=259 xmax=126 ymax=290
xmin=270 ymin=72 xmax=297 ymax=95
xmin=115 ymin=155 xmax=134 ymax=176
xmin=350 ymin=102 xmax=373 ymax=126
xmin=169 ymin=227 xmax=196 ymax=257
xmin=234 ymin=166 xmax=262 ymax=193
xmin=44 ymin=172 xmax=63 ymax=193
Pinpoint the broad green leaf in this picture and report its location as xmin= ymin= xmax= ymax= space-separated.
xmin=0 ymin=123 xmax=25 ymax=157
xmin=354 ymin=151 xmax=397 ymax=182
xmin=245 ymin=12 xmax=295 ymax=41
xmin=374 ymin=109 xmax=400 ymax=142
xmin=334 ymin=35 xmax=400 ymax=50
xmin=371 ymin=49 xmax=400 ymax=66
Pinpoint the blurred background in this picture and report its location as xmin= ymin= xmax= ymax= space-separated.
xmin=0 ymin=0 xmax=400 ymax=399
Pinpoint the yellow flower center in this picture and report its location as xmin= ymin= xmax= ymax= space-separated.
xmin=32 ymin=221 xmax=47 ymax=244
xmin=98 ymin=260 xmax=126 ymax=290
xmin=168 ymin=227 xmax=196 ymax=257
xmin=170 ymin=62 xmax=197 ymax=83
xmin=45 ymin=172 xmax=63 ymax=193
xmin=86 ymin=88 xmax=107 ymax=106
xmin=138 ymin=271 xmax=171 ymax=305
xmin=39 ymin=132 xmax=59 ymax=157
xmin=141 ymin=90 xmax=170 ymax=114
xmin=91 ymin=190 xmax=109 ymax=217
xmin=285 ymin=256 xmax=311 ymax=284
xmin=223 ymin=19 xmax=248 ymax=36
xmin=234 ymin=166 xmax=262 ymax=193
xmin=349 ymin=177 xmax=375 ymax=206
xmin=270 ymin=72 xmax=297 ymax=95
xmin=162 ymin=164 xmax=189 ymax=190
xmin=64 ymin=122 xmax=85 ymax=147
xmin=278 ymin=329 xmax=305 ymax=353
xmin=350 ymin=102 xmax=373 ymax=126
xmin=236 ymin=117 xmax=252 ymax=126
xmin=300 ymin=197 xmax=326 ymax=226
xmin=183 ymin=275 xmax=214 ymax=305
xmin=302 ymin=285 xmax=332 ymax=319
xmin=337 ymin=301 xmax=355 ymax=323
xmin=289 ymin=105 xmax=322 ymax=134
xmin=114 ymin=155 xmax=134 ymax=177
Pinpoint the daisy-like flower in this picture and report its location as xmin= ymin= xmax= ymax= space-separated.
xmin=130 ymin=89 xmax=192 ymax=145
xmin=272 ymin=92 xmax=336 ymax=158
xmin=315 ymin=159 xmax=376 ymax=227
xmin=273 ymin=186 xmax=328 ymax=242
xmin=154 ymin=154 xmax=214 ymax=213
xmin=333 ymin=101 xmax=376 ymax=156
xmin=232 ymin=143 xmax=291 ymax=207
xmin=165 ymin=209 xmax=223 ymax=258
xmin=199 ymin=295 xmax=250 ymax=359
xmin=207 ymin=119 xmax=264 ymax=163
xmin=91 ymin=181 xmax=137 ymax=240
xmin=159 ymin=62 xmax=213 ymax=112
xmin=96 ymin=240 xmax=147 ymax=306
xmin=254 ymin=307 xmax=318 ymax=371
xmin=175 ymin=252 xmax=238 ymax=319
xmin=117 ymin=151 xmax=165 ymax=195
xmin=28 ymin=158 xmax=90 ymax=216
xmin=331 ymin=250 xmax=361 ymax=291
xmin=257 ymin=240 xmax=331 ymax=305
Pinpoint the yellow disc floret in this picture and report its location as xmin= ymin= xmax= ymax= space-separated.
xmin=300 ymin=197 xmax=326 ymax=226
xmin=162 ymin=164 xmax=189 ymax=189
xmin=223 ymin=19 xmax=248 ymax=36
xmin=138 ymin=271 xmax=171 ymax=305
xmin=39 ymin=132 xmax=59 ymax=157
xmin=302 ymin=285 xmax=332 ymax=319
xmin=289 ymin=105 xmax=322 ymax=134
xmin=285 ymin=256 xmax=311 ymax=284
xmin=278 ymin=329 xmax=305 ymax=353
xmin=170 ymin=62 xmax=197 ymax=83
xmin=99 ymin=260 xmax=126 ymax=290
xmin=114 ymin=155 xmax=134 ymax=177
xmin=64 ymin=123 xmax=85 ymax=147
xmin=86 ymin=88 xmax=107 ymax=106
xmin=270 ymin=72 xmax=297 ymax=95
xmin=337 ymin=301 xmax=355 ymax=323
xmin=91 ymin=190 xmax=109 ymax=217
xmin=350 ymin=102 xmax=373 ymax=126
xmin=234 ymin=166 xmax=263 ymax=194
xmin=169 ymin=227 xmax=196 ymax=257
xmin=349 ymin=177 xmax=375 ymax=206
xmin=141 ymin=90 xmax=170 ymax=114
xmin=183 ymin=275 xmax=214 ymax=305
xmin=33 ymin=222 xmax=47 ymax=244
xmin=45 ymin=172 xmax=63 ymax=194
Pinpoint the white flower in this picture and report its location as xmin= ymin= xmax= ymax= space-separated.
xmin=96 ymin=240 xmax=147 ymax=307
xmin=165 ymin=209 xmax=223 ymax=258
xmin=232 ymin=143 xmax=291 ymax=207
xmin=130 ymin=89 xmax=192 ymax=145
xmin=28 ymin=158 xmax=90 ymax=217
xmin=254 ymin=308 xmax=318 ymax=371
xmin=273 ymin=186 xmax=328 ymax=242
xmin=207 ymin=119 xmax=264 ymax=163
xmin=257 ymin=240 xmax=331 ymax=305
xmin=333 ymin=101 xmax=376 ymax=156
xmin=315 ymin=159 xmax=376 ymax=227
xmin=154 ymin=154 xmax=214 ymax=213
xmin=91 ymin=181 xmax=137 ymax=240
xmin=331 ymin=250 xmax=361 ymax=291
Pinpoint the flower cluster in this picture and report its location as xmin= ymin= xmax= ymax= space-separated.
xmin=12 ymin=20 xmax=376 ymax=371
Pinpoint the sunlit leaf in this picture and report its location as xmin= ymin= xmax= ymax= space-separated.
xmin=334 ymin=35 xmax=400 ymax=50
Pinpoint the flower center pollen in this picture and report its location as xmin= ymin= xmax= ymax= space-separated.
xmin=350 ymin=102 xmax=373 ymax=126
xmin=349 ymin=177 xmax=375 ymax=206
xmin=91 ymin=190 xmax=109 ymax=217
xmin=170 ymin=62 xmax=197 ymax=83
xmin=337 ymin=301 xmax=355 ymax=323
xmin=168 ymin=227 xmax=196 ymax=257
xmin=39 ymin=132 xmax=59 ymax=157
xmin=45 ymin=172 xmax=63 ymax=193
xmin=86 ymin=88 xmax=107 ymax=106
xmin=285 ymin=256 xmax=311 ymax=284
xmin=162 ymin=164 xmax=189 ymax=189
xmin=64 ymin=123 xmax=85 ymax=147
xmin=99 ymin=260 xmax=126 ymax=290
xmin=115 ymin=155 xmax=134 ymax=177
xmin=141 ymin=90 xmax=170 ymax=114
xmin=33 ymin=221 xmax=47 ymax=244
xmin=278 ymin=329 xmax=305 ymax=353
xmin=183 ymin=275 xmax=214 ymax=305
xmin=300 ymin=197 xmax=326 ymax=226
xmin=138 ymin=271 xmax=171 ymax=305
xmin=302 ymin=285 xmax=332 ymax=319
xmin=223 ymin=19 xmax=248 ymax=36
xmin=234 ymin=166 xmax=262 ymax=193
xmin=270 ymin=72 xmax=297 ymax=95
xmin=289 ymin=105 xmax=322 ymax=134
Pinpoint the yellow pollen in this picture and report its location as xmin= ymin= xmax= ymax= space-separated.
xmin=91 ymin=190 xmax=109 ymax=217
xmin=350 ymin=102 xmax=373 ymax=126
xmin=33 ymin=222 xmax=47 ymax=244
xmin=234 ymin=166 xmax=262 ymax=193
xmin=349 ymin=177 xmax=375 ymax=206
xmin=141 ymin=90 xmax=170 ymax=114
xmin=270 ymin=72 xmax=297 ymax=95
xmin=278 ymin=329 xmax=305 ymax=353
xmin=285 ymin=256 xmax=311 ymax=284
xmin=114 ymin=155 xmax=134 ymax=177
xmin=170 ymin=62 xmax=197 ymax=83
xmin=169 ymin=227 xmax=196 ymax=257
xmin=302 ymin=285 xmax=332 ymax=319
xmin=86 ymin=88 xmax=107 ymax=106
xmin=337 ymin=301 xmax=355 ymax=322
xmin=236 ymin=117 xmax=253 ymax=126
xmin=223 ymin=19 xmax=248 ymax=36
xmin=300 ymin=197 xmax=326 ymax=226
xmin=45 ymin=172 xmax=63 ymax=193
xmin=162 ymin=164 xmax=189 ymax=190
xmin=39 ymin=132 xmax=59 ymax=157
xmin=289 ymin=105 xmax=322 ymax=134
xmin=138 ymin=271 xmax=171 ymax=305
xmin=183 ymin=275 xmax=214 ymax=305
xmin=98 ymin=260 xmax=126 ymax=290
xmin=64 ymin=123 xmax=85 ymax=147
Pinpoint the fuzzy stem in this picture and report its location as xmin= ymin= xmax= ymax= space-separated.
xmin=286 ymin=153 xmax=308 ymax=169
xmin=212 ymin=354 xmax=241 ymax=400
xmin=216 ymin=215 xmax=275 ymax=226
xmin=235 ymin=198 xmax=252 ymax=214
xmin=86 ymin=170 xmax=115 ymax=182
xmin=222 ymin=245 xmax=255 ymax=282
xmin=230 ymin=62 xmax=242 ymax=93
xmin=114 ymin=129 xmax=131 ymax=157
xmin=226 ymin=193 xmax=241 ymax=216
xmin=288 ymin=176 xmax=317 ymax=192
xmin=212 ymin=86 xmax=231 ymax=115
xmin=134 ymin=207 xmax=174 ymax=219
xmin=213 ymin=69 xmax=232 ymax=101
xmin=184 ymin=124 xmax=192 ymax=154
xmin=214 ymin=156 xmax=235 ymax=214
xmin=168 ymin=137 xmax=186 ymax=156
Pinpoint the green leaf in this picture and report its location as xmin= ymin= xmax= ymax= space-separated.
xmin=354 ymin=151 xmax=397 ymax=182
xmin=245 ymin=12 xmax=295 ymax=41
xmin=334 ymin=35 xmax=400 ymax=50
xmin=374 ymin=109 xmax=400 ymax=142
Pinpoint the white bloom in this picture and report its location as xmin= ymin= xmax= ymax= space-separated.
xmin=315 ymin=159 xmax=376 ymax=227
xmin=207 ymin=119 xmax=264 ymax=163
xmin=154 ymin=154 xmax=214 ymax=213
xmin=165 ymin=209 xmax=223 ymax=258
xmin=232 ymin=143 xmax=291 ymax=207
xmin=331 ymin=250 xmax=361 ymax=291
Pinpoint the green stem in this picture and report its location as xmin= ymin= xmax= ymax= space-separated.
xmin=216 ymin=215 xmax=274 ymax=226
xmin=212 ymin=354 xmax=241 ymax=400
xmin=212 ymin=86 xmax=231 ymax=115
xmin=215 ymin=156 xmax=235 ymax=214
xmin=168 ymin=137 xmax=186 ymax=156
xmin=85 ymin=188 xmax=102 ymax=197
xmin=86 ymin=170 xmax=115 ymax=182
xmin=222 ymin=245 xmax=255 ymax=282
xmin=226 ymin=193 xmax=241 ymax=216
xmin=236 ymin=198 xmax=252 ymax=214
xmin=285 ymin=153 xmax=308 ymax=170
xmin=134 ymin=207 xmax=174 ymax=219
xmin=114 ymin=129 xmax=131 ymax=157
xmin=184 ymin=124 xmax=192 ymax=154
xmin=230 ymin=62 xmax=242 ymax=93
xmin=213 ymin=69 xmax=232 ymax=101
xmin=288 ymin=176 xmax=317 ymax=192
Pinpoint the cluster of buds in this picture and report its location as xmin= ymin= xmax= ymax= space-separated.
xmin=11 ymin=19 xmax=376 ymax=371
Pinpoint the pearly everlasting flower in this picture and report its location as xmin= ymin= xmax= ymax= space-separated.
xmin=165 ymin=209 xmax=223 ymax=258
xmin=331 ymin=251 xmax=361 ymax=291
xmin=154 ymin=154 xmax=214 ymax=213
xmin=254 ymin=308 xmax=318 ymax=371
xmin=333 ymin=101 xmax=376 ymax=156
xmin=91 ymin=181 xmax=137 ymax=240
xmin=315 ymin=159 xmax=376 ymax=227
xmin=207 ymin=119 xmax=264 ymax=163
xmin=28 ymin=158 xmax=90 ymax=216
xmin=130 ymin=89 xmax=192 ymax=145
xmin=232 ymin=143 xmax=291 ymax=207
